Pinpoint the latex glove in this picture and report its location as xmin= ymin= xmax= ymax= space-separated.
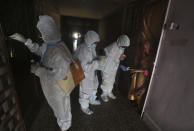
xmin=120 ymin=57 xmax=125 ymax=61
xmin=9 ymin=33 xmax=27 ymax=43
xmin=120 ymin=65 xmax=130 ymax=72
xmin=98 ymin=56 xmax=106 ymax=66
xmin=126 ymin=67 xmax=131 ymax=70
xmin=31 ymin=63 xmax=40 ymax=74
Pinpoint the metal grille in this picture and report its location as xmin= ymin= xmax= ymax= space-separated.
xmin=0 ymin=25 xmax=25 ymax=131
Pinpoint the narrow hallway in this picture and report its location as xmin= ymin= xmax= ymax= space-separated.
xmin=0 ymin=0 xmax=170 ymax=130
xmin=30 ymin=87 xmax=150 ymax=131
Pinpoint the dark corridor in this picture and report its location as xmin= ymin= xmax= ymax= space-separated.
xmin=0 ymin=0 xmax=169 ymax=130
xmin=30 ymin=87 xmax=150 ymax=131
xmin=60 ymin=16 xmax=99 ymax=52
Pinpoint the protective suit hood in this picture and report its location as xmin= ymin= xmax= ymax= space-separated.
xmin=37 ymin=15 xmax=61 ymax=43
xmin=84 ymin=30 xmax=100 ymax=46
xmin=117 ymin=35 xmax=130 ymax=47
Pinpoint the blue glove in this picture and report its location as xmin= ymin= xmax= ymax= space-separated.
xmin=120 ymin=57 xmax=125 ymax=61
xmin=120 ymin=65 xmax=129 ymax=72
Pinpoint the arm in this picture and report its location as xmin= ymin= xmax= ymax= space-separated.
xmin=25 ymin=39 xmax=45 ymax=56
xmin=9 ymin=33 xmax=44 ymax=56
xmin=120 ymin=65 xmax=130 ymax=72
xmin=75 ymin=45 xmax=99 ymax=72
xmin=82 ymin=59 xmax=99 ymax=72
xmin=35 ymin=50 xmax=70 ymax=80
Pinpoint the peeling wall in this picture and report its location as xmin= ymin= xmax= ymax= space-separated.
xmin=132 ymin=0 xmax=168 ymax=110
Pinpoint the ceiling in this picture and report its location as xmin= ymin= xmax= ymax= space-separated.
xmin=44 ymin=0 xmax=127 ymax=19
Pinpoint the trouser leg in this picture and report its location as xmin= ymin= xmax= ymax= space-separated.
xmin=79 ymin=78 xmax=99 ymax=108
xmin=101 ymin=72 xmax=116 ymax=95
xmin=57 ymin=95 xmax=72 ymax=131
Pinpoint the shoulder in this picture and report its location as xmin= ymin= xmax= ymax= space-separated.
xmin=105 ymin=42 xmax=116 ymax=51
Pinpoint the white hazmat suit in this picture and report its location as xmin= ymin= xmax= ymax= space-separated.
xmin=74 ymin=31 xmax=101 ymax=115
xmin=100 ymin=35 xmax=130 ymax=102
xmin=20 ymin=15 xmax=72 ymax=131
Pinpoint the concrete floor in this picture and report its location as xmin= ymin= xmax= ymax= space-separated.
xmin=29 ymin=86 xmax=150 ymax=131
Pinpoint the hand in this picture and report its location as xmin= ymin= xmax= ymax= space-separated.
xmin=98 ymin=56 xmax=106 ymax=66
xmin=126 ymin=67 xmax=131 ymax=71
xmin=120 ymin=57 xmax=125 ymax=61
xmin=120 ymin=65 xmax=130 ymax=72
xmin=99 ymin=59 xmax=105 ymax=66
xmin=9 ymin=33 xmax=27 ymax=43
xmin=31 ymin=63 xmax=40 ymax=74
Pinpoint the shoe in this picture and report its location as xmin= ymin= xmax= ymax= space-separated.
xmin=108 ymin=93 xmax=116 ymax=99
xmin=89 ymin=99 xmax=101 ymax=105
xmin=81 ymin=107 xmax=93 ymax=115
xmin=101 ymin=95 xmax=109 ymax=102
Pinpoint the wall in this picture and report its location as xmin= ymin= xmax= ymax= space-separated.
xmin=61 ymin=16 xmax=99 ymax=52
xmin=41 ymin=1 xmax=61 ymax=27
xmin=143 ymin=0 xmax=194 ymax=130
xmin=130 ymin=0 xmax=168 ymax=110
xmin=99 ymin=8 xmax=124 ymax=48
xmin=0 ymin=0 xmax=43 ymax=129
xmin=119 ymin=0 xmax=168 ymax=109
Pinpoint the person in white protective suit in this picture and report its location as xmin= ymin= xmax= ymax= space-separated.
xmin=74 ymin=30 xmax=101 ymax=115
xmin=100 ymin=35 xmax=130 ymax=102
xmin=10 ymin=15 xmax=72 ymax=131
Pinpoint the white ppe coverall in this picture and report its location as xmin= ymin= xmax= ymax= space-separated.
xmin=74 ymin=31 xmax=100 ymax=115
xmin=100 ymin=35 xmax=130 ymax=101
xmin=25 ymin=15 xmax=72 ymax=131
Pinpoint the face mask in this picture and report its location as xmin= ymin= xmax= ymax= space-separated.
xmin=119 ymin=47 xmax=124 ymax=50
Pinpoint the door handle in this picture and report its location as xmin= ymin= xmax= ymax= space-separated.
xmin=169 ymin=22 xmax=180 ymax=30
